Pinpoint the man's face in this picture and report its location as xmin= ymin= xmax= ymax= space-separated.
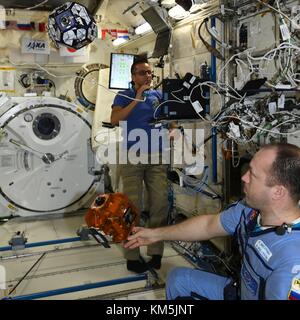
xmin=241 ymin=148 xmax=277 ymax=209
xmin=132 ymin=63 xmax=152 ymax=88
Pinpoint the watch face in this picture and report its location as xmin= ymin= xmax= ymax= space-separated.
xmin=0 ymin=97 xmax=101 ymax=216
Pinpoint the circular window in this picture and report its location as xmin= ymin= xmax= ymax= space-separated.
xmin=33 ymin=113 xmax=61 ymax=140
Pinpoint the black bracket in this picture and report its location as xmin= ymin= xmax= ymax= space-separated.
xmin=77 ymin=226 xmax=111 ymax=248
xmin=88 ymin=228 xmax=111 ymax=248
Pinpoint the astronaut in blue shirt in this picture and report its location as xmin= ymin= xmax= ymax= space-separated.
xmin=124 ymin=143 xmax=300 ymax=300
xmin=111 ymin=80 xmax=162 ymax=154
xmin=111 ymin=57 xmax=169 ymax=274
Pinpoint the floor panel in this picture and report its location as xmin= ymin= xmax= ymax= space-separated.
xmin=0 ymin=213 xmax=193 ymax=300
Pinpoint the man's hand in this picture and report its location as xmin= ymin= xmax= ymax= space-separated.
xmin=123 ymin=227 xmax=159 ymax=249
xmin=136 ymin=84 xmax=151 ymax=99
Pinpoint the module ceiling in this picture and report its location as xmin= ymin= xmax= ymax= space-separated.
xmin=0 ymin=0 xmax=104 ymax=14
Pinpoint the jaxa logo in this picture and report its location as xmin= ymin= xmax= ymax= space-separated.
xmin=27 ymin=41 xmax=46 ymax=50
xmin=21 ymin=38 xmax=50 ymax=54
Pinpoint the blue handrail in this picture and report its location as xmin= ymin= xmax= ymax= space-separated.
xmin=3 ymin=274 xmax=148 ymax=300
xmin=210 ymin=17 xmax=218 ymax=183
xmin=0 ymin=237 xmax=82 ymax=252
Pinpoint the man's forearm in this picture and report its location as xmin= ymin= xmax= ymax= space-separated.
xmin=154 ymin=214 xmax=227 ymax=242
xmin=111 ymin=101 xmax=138 ymax=125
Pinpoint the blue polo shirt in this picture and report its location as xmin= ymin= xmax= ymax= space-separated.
xmin=112 ymin=89 xmax=166 ymax=154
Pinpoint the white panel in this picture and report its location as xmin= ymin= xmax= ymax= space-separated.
xmin=247 ymin=12 xmax=277 ymax=54
xmin=92 ymin=68 xmax=117 ymax=149
xmin=172 ymin=25 xmax=195 ymax=60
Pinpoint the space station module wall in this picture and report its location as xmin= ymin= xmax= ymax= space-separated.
xmin=0 ymin=94 xmax=103 ymax=217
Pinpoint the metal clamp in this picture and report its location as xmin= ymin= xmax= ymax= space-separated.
xmin=9 ymin=231 xmax=27 ymax=250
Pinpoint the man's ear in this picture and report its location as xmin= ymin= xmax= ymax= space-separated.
xmin=272 ymin=185 xmax=287 ymax=200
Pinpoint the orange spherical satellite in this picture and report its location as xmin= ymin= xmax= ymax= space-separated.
xmin=85 ymin=193 xmax=139 ymax=243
